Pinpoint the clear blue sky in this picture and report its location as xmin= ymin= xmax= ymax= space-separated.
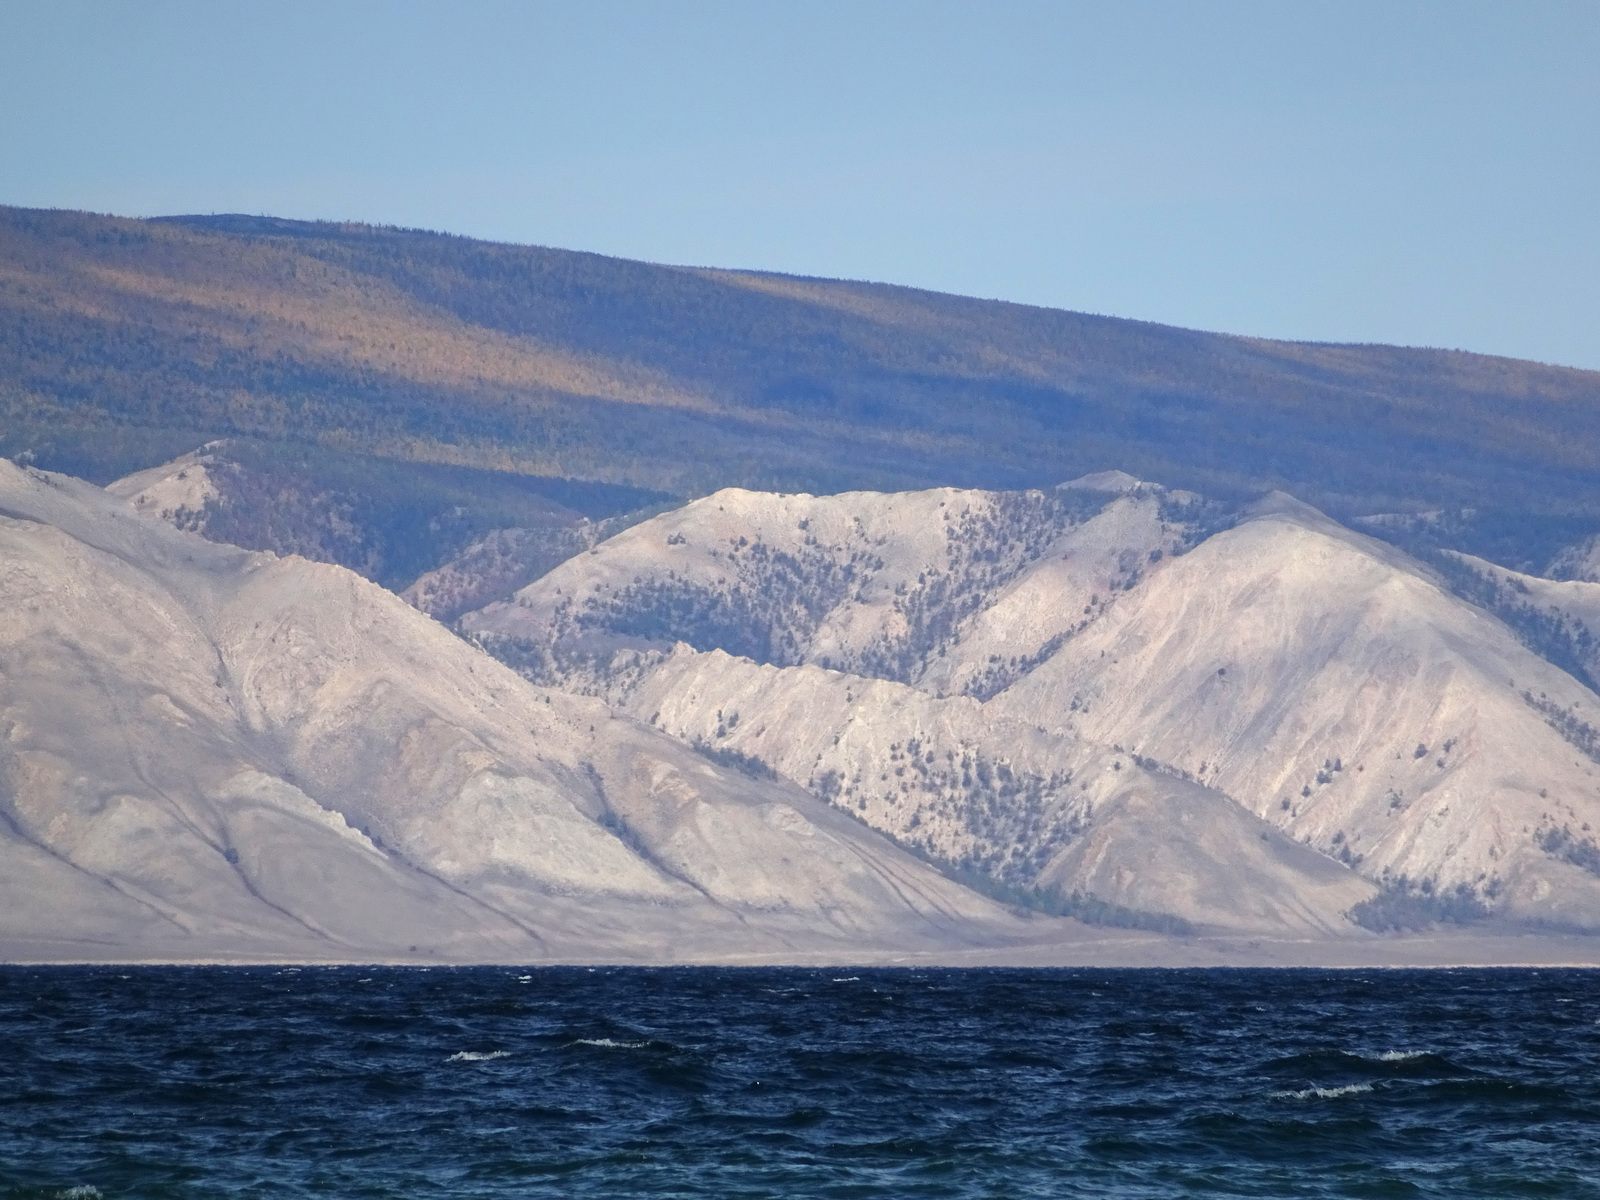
xmin=3 ymin=0 xmax=1597 ymax=369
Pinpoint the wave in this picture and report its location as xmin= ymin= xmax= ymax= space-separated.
xmin=831 ymin=977 xmax=861 ymax=983
xmin=1271 ymin=1083 xmax=1375 ymax=1100
xmin=446 ymin=1050 xmax=510 ymax=1062
xmin=1265 ymin=1048 xmax=1451 ymax=1073
xmin=569 ymin=1037 xmax=648 ymax=1049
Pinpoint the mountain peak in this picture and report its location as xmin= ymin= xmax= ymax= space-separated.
xmin=1060 ymin=470 xmax=1151 ymax=494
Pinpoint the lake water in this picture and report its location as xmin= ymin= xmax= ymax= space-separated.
xmin=2 ymin=965 xmax=1597 ymax=1197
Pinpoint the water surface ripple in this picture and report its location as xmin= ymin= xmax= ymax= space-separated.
xmin=3 ymin=966 xmax=1597 ymax=1197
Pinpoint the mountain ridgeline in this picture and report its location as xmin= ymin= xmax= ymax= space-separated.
xmin=9 ymin=204 xmax=1600 ymax=962
xmin=461 ymin=475 xmax=1600 ymax=939
xmin=3 ymin=204 xmax=1600 ymax=585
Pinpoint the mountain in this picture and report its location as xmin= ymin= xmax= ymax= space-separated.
xmin=1433 ymin=551 xmax=1600 ymax=693
xmin=8 ymin=203 xmax=1600 ymax=965
xmin=6 ymin=454 xmax=1599 ymax=963
xmin=463 ymin=476 xmax=1600 ymax=936
xmin=1550 ymin=536 xmax=1600 ymax=584
xmin=100 ymin=437 xmax=663 ymax=593
xmin=0 ymin=458 xmax=1071 ymax=964
xmin=4 ymin=204 xmax=1600 ymax=588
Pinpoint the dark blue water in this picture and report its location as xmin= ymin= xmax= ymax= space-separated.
xmin=3 ymin=967 xmax=1598 ymax=1198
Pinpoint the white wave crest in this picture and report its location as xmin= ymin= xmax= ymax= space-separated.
xmin=1373 ymin=1050 xmax=1428 ymax=1062
xmin=446 ymin=1050 xmax=510 ymax=1062
xmin=832 ymin=977 xmax=861 ymax=982
xmin=60 ymin=1189 xmax=102 ymax=1200
xmin=1271 ymin=1082 xmax=1374 ymax=1100
xmin=570 ymin=1037 xmax=647 ymax=1049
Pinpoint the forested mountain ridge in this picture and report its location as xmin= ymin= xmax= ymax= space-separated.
xmin=4 ymin=204 xmax=1599 ymax=577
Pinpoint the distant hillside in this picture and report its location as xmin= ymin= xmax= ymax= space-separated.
xmin=3 ymin=204 xmax=1599 ymax=574
xmin=0 ymin=458 xmax=1035 ymax=963
xmin=461 ymin=476 xmax=1600 ymax=936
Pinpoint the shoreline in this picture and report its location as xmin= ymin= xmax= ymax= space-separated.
xmin=6 ymin=930 xmax=1600 ymax=970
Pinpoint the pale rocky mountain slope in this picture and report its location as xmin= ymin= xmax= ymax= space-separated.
xmin=991 ymin=494 xmax=1600 ymax=928
xmin=466 ymin=479 xmax=1600 ymax=935
xmin=1440 ymin=550 xmax=1600 ymax=689
xmin=612 ymin=648 xmax=1374 ymax=935
xmin=1549 ymin=534 xmax=1600 ymax=584
xmin=103 ymin=442 xmax=220 ymax=526
xmin=1 ymin=459 xmax=1049 ymax=963
xmin=463 ymin=474 xmax=1218 ymax=692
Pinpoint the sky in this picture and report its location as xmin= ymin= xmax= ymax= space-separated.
xmin=2 ymin=0 xmax=1597 ymax=369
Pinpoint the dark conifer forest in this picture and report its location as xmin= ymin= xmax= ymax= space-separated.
xmin=3 ymin=204 xmax=1598 ymax=577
